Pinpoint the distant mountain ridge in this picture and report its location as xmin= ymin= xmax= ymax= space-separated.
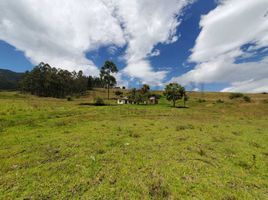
xmin=0 ymin=69 xmax=25 ymax=90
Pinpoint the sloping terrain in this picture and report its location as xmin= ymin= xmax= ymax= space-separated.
xmin=0 ymin=69 xmax=24 ymax=90
xmin=0 ymin=91 xmax=267 ymax=199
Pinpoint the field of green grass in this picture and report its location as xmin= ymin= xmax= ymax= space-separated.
xmin=0 ymin=90 xmax=268 ymax=199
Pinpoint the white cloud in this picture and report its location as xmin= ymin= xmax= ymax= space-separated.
xmin=114 ymin=72 xmax=129 ymax=88
xmin=171 ymin=0 xmax=268 ymax=92
xmin=148 ymin=49 xmax=160 ymax=57
xmin=123 ymin=60 xmax=167 ymax=86
xmin=222 ymin=78 xmax=268 ymax=93
xmin=104 ymin=0 xmax=191 ymax=84
xmin=0 ymin=0 xmax=127 ymax=76
xmin=0 ymin=0 xmax=192 ymax=85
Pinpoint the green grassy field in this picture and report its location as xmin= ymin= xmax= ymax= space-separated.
xmin=0 ymin=90 xmax=268 ymax=199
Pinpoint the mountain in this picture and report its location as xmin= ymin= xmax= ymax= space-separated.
xmin=0 ymin=69 xmax=24 ymax=90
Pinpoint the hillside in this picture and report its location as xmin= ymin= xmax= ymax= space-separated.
xmin=0 ymin=90 xmax=267 ymax=199
xmin=0 ymin=69 xmax=24 ymax=90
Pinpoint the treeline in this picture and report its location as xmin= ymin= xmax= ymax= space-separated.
xmin=20 ymin=62 xmax=106 ymax=98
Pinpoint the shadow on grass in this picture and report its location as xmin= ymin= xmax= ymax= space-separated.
xmin=176 ymin=106 xmax=189 ymax=109
xmin=166 ymin=106 xmax=189 ymax=109
xmin=78 ymin=103 xmax=118 ymax=106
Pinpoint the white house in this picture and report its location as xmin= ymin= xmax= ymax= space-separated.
xmin=148 ymin=96 xmax=158 ymax=104
xmin=117 ymin=97 xmax=129 ymax=104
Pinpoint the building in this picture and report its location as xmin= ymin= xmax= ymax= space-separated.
xmin=148 ymin=96 xmax=158 ymax=104
xmin=118 ymin=96 xmax=158 ymax=105
xmin=117 ymin=97 xmax=129 ymax=104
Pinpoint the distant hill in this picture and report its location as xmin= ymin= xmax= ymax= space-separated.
xmin=0 ymin=69 xmax=24 ymax=90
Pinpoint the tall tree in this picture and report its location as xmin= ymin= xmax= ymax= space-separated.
xmin=164 ymin=83 xmax=185 ymax=107
xmin=141 ymin=84 xmax=150 ymax=94
xmin=20 ymin=62 xmax=89 ymax=98
xmin=100 ymin=61 xmax=118 ymax=100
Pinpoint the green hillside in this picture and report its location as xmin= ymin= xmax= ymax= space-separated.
xmin=0 ymin=69 xmax=24 ymax=90
xmin=0 ymin=90 xmax=267 ymax=199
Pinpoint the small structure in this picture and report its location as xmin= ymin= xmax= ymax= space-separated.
xmin=118 ymin=96 xmax=158 ymax=105
xmin=117 ymin=96 xmax=129 ymax=104
xmin=148 ymin=96 xmax=158 ymax=104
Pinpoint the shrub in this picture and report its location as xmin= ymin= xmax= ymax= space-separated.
xmin=94 ymin=97 xmax=105 ymax=106
xmin=115 ymin=90 xmax=123 ymax=97
xmin=67 ymin=96 xmax=73 ymax=101
xmin=197 ymin=98 xmax=206 ymax=103
xmin=243 ymin=95 xmax=251 ymax=102
xmin=216 ymin=99 xmax=224 ymax=103
xmin=262 ymin=99 xmax=268 ymax=104
xmin=229 ymin=93 xmax=244 ymax=99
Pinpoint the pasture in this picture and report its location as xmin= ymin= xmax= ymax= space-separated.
xmin=0 ymin=90 xmax=267 ymax=199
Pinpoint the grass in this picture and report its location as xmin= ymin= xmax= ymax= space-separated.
xmin=0 ymin=89 xmax=268 ymax=199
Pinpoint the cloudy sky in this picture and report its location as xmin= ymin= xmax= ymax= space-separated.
xmin=0 ymin=0 xmax=268 ymax=92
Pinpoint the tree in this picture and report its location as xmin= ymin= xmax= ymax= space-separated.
xmin=87 ymin=76 xmax=105 ymax=89
xmin=100 ymin=61 xmax=118 ymax=100
xmin=128 ymin=88 xmax=137 ymax=103
xmin=20 ymin=62 xmax=89 ymax=98
xmin=141 ymin=84 xmax=150 ymax=94
xmin=87 ymin=76 xmax=94 ymax=90
xmin=164 ymin=83 xmax=185 ymax=107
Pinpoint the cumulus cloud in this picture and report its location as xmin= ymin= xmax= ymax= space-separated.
xmin=222 ymin=78 xmax=268 ymax=93
xmin=123 ymin=60 xmax=167 ymax=86
xmin=171 ymin=0 xmax=268 ymax=92
xmin=104 ymin=0 xmax=192 ymax=84
xmin=0 ymin=0 xmax=191 ymax=85
xmin=0 ymin=0 xmax=127 ymax=76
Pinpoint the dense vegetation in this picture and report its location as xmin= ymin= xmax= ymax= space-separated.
xmin=126 ymin=84 xmax=161 ymax=104
xmin=0 ymin=69 xmax=24 ymax=90
xmin=20 ymin=62 xmax=89 ymax=98
xmin=19 ymin=62 xmax=119 ymax=98
xmin=0 ymin=90 xmax=267 ymax=199
xmin=1 ymin=61 xmax=120 ymax=97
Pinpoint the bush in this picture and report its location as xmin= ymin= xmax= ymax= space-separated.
xmin=115 ymin=90 xmax=123 ymax=97
xmin=229 ymin=93 xmax=244 ymax=99
xmin=262 ymin=99 xmax=268 ymax=104
xmin=197 ymin=98 xmax=206 ymax=103
xmin=67 ymin=96 xmax=73 ymax=101
xmin=216 ymin=99 xmax=224 ymax=103
xmin=94 ymin=97 xmax=105 ymax=106
xmin=243 ymin=95 xmax=251 ymax=102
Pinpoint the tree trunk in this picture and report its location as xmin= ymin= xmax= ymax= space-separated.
xmin=107 ymin=84 xmax=110 ymax=100
xmin=173 ymin=99 xmax=176 ymax=107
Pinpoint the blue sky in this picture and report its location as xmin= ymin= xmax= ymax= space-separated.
xmin=0 ymin=0 xmax=268 ymax=92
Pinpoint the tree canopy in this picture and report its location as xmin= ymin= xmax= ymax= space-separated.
xmin=100 ymin=61 xmax=118 ymax=99
xmin=127 ymin=84 xmax=154 ymax=104
xmin=20 ymin=62 xmax=88 ymax=98
xmin=164 ymin=83 xmax=186 ymax=107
